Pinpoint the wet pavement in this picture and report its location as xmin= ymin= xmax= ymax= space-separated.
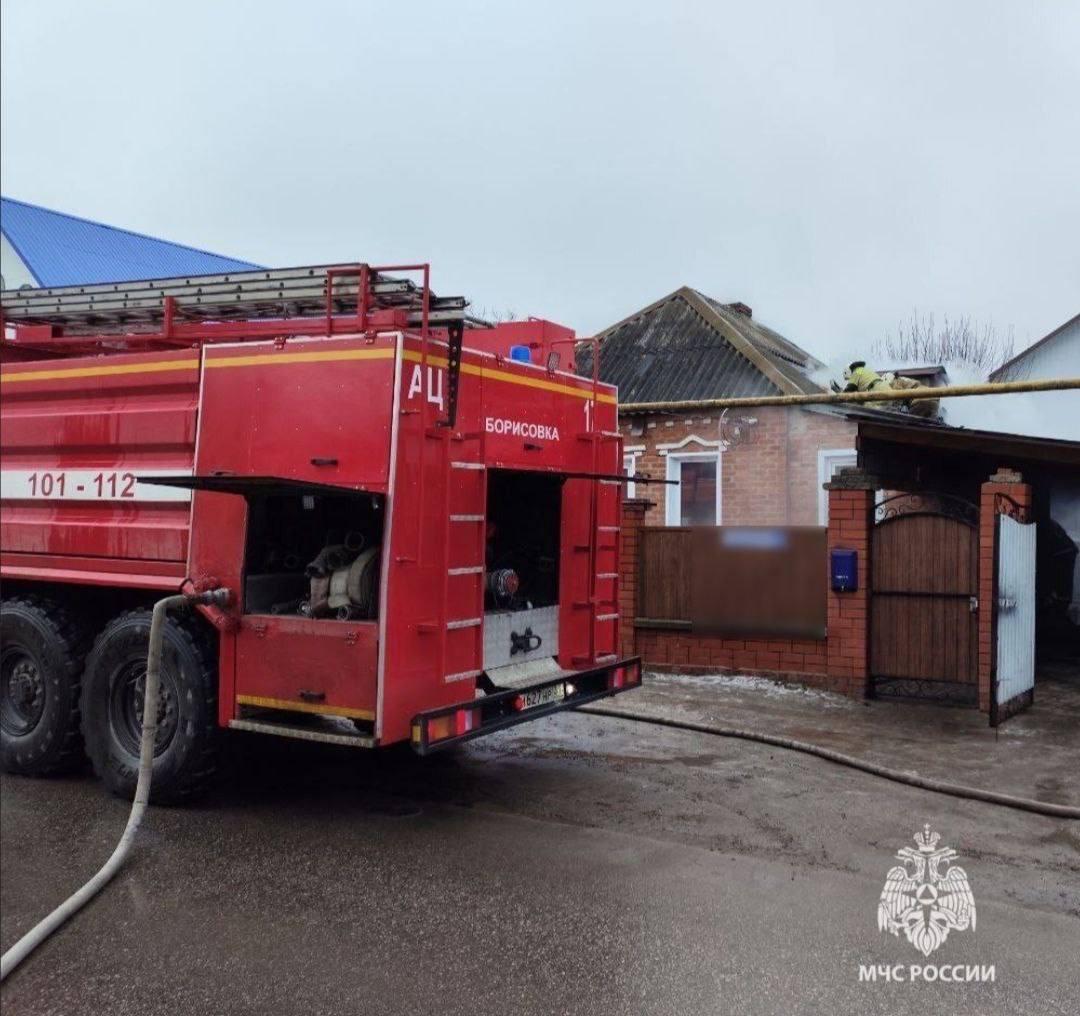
xmin=587 ymin=659 xmax=1080 ymax=808
xmin=2 ymin=671 xmax=1078 ymax=1015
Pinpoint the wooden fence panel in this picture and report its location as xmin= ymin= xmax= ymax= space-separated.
xmin=636 ymin=526 xmax=827 ymax=638
xmin=637 ymin=527 xmax=692 ymax=626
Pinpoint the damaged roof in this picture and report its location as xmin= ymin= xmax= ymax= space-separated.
xmin=580 ymin=286 xmax=823 ymax=407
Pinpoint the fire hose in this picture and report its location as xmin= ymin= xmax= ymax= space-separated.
xmin=0 ymin=588 xmax=230 ymax=982
xmin=2 ymin=617 xmax=1073 ymax=981
xmin=583 ymin=704 xmax=1080 ymax=820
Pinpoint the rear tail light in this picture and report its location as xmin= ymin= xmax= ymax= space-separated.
xmin=454 ymin=707 xmax=479 ymax=735
xmin=413 ymin=659 xmax=640 ymax=750
xmin=414 ymin=706 xmax=480 ymax=746
xmin=607 ymin=661 xmax=642 ymax=690
xmin=426 ymin=715 xmax=455 ymax=742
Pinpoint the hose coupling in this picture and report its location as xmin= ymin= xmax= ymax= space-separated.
xmin=189 ymin=587 xmax=232 ymax=609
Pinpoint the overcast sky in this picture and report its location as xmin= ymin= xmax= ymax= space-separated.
xmin=2 ymin=0 xmax=1078 ymax=359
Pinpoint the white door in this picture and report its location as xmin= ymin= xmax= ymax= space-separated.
xmin=994 ymin=514 xmax=1037 ymax=722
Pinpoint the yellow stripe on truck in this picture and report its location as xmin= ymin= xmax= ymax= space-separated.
xmin=1 ymin=346 xmax=616 ymax=405
xmin=236 ymin=694 xmax=375 ymax=721
xmin=401 ymin=349 xmax=617 ymax=404
xmin=0 ymin=358 xmax=199 ymax=384
xmin=205 ymin=348 xmax=396 ymax=370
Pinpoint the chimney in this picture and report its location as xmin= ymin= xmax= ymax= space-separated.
xmin=728 ymin=302 xmax=752 ymax=318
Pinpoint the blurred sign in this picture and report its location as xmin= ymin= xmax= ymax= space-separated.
xmin=690 ymin=526 xmax=826 ymax=638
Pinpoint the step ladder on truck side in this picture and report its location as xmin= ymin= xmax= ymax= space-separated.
xmin=572 ymin=338 xmax=623 ymax=669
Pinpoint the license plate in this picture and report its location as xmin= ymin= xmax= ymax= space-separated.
xmin=519 ymin=683 xmax=566 ymax=710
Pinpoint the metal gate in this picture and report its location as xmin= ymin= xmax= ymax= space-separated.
xmin=870 ymin=494 xmax=979 ymax=704
xmin=992 ymin=510 xmax=1037 ymax=724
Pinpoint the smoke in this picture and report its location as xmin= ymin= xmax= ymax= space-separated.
xmin=937 ymin=361 xmax=1077 ymax=440
xmin=810 ymin=354 xmax=1076 ymax=442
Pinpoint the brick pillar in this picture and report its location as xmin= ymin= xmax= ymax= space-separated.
xmin=977 ymin=468 xmax=1033 ymax=714
xmin=824 ymin=470 xmax=875 ymax=698
xmin=618 ymin=499 xmax=652 ymax=659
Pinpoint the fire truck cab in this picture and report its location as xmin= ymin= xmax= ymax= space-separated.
xmin=0 ymin=265 xmax=641 ymax=801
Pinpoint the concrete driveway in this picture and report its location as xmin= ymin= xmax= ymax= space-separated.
xmin=1 ymin=673 xmax=1077 ymax=1015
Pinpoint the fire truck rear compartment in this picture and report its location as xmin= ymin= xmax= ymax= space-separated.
xmin=485 ymin=470 xmax=560 ymax=607
xmin=483 ymin=470 xmax=561 ymax=675
xmin=242 ymin=490 xmax=385 ymax=619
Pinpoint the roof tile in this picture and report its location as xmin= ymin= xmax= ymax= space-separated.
xmin=1 ymin=196 xmax=260 ymax=287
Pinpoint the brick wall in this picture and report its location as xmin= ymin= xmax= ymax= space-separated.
xmin=622 ymin=406 xmax=857 ymax=527
xmin=620 ymin=480 xmax=877 ymax=698
xmin=823 ymin=485 xmax=872 ymax=697
xmin=626 ymin=485 xmax=885 ymax=699
xmin=617 ymin=406 xmax=864 ymax=697
xmin=620 ymin=460 xmax=1038 ymax=711
xmin=633 ymin=628 xmax=829 ymax=679
xmin=619 ymin=499 xmax=649 ymax=659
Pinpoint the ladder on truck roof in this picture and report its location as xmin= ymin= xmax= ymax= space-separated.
xmin=0 ymin=262 xmax=484 ymax=350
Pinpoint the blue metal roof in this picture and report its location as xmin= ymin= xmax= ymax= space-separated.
xmin=1 ymin=196 xmax=261 ymax=287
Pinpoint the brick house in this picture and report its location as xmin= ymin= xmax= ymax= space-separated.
xmin=582 ymin=286 xmax=859 ymax=526
xmin=579 ymin=286 xmax=1076 ymax=720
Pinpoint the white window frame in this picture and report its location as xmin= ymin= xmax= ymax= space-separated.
xmin=817 ymin=448 xmax=858 ymax=525
xmin=623 ymin=445 xmax=645 ymax=500
xmin=665 ymin=450 xmax=722 ymax=526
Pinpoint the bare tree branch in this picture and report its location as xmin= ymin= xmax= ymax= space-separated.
xmin=474 ymin=305 xmax=519 ymax=324
xmin=873 ymin=310 xmax=1020 ymax=378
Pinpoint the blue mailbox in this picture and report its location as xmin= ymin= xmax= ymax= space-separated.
xmin=830 ymin=548 xmax=858 ymax=592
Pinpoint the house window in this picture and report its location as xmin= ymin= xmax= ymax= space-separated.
xmin=817 ymin=448 xmax=858 ymax=524
xmin=666 ymin=452 xmax=721 ymax=525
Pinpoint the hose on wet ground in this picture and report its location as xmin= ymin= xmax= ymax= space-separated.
xmin=582 ymin=704 xmax=1080 ymax=820
xmin=2 ymin=636 xmax=1073 ymax=981
xmin=0 ymin=589 xmax=230 ymax=982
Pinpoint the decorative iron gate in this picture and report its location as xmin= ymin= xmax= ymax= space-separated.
xmin=870 ymin=494 xmax=980 ymax=704
xmin=992 ymin=503 xmax=1037 ymax=724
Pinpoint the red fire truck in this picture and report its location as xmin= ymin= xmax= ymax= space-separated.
xmin=0 ymin=265 xmax=641 ymax=801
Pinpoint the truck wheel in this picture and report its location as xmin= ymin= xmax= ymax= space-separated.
xmin=81 ymin=609 xmax=219 ymax=803
xmin=1 ymin=596 xmax=88 ymax=775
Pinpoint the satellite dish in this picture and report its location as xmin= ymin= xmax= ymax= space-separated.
xmin=719 ymin=410 xmax=758 ymax=447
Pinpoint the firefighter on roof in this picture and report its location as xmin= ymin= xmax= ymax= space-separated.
xmin=841 ymin=361 xmax=886 ymax=392
xmin=832 ymin=361 xmax=940 ymax=418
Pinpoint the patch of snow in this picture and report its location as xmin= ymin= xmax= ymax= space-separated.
xmin=997 ymin=724 xmax=1037 ymax=737
xmin=647 ymin=671 xmax=850 ymax=706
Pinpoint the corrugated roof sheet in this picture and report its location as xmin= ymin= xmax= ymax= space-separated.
xmin=696 ymin=292 xmax=816 ymax=368
xmin=1 ymin=196 xmax=261 ymax=287
xmin=581 ymin=287 xmax=823 ymax=405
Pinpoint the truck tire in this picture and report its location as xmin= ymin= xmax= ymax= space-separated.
xmin=81 ymin=609 xmax=219 ymax=803
xmin=1 ymin=596 xmax=88 ymax=775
